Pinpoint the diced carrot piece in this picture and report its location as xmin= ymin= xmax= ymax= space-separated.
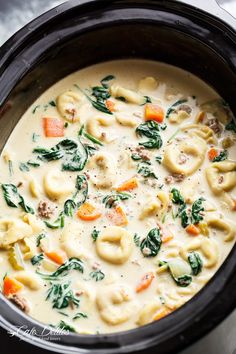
xmin=185 ymin=224 xmax=200 ymax=236
xmin=3 ymin=276 xmax=23 ymax=296
xmin=161 ymin=232 xmax=174 ymax=243
xmin=153 ymin=308 xmax=171 ymax=321
xmin=43 ymin=117 xmax=64 ymax=137
xmin=116 ymin=177 xmax=139 ymax=192
xmin=77 ymin=202 xmax=102 ymax=221
xmin=157 ymin=221 xmax=174 ymax=243
xmin=45 ymin=250 xmax=68 ymax=265
xmin=106 ymin=99 xmax=116 ymax=112
xmin=136 ymin=272 xmax=155 ymax=293
xmin=145 ymin=104 xmax=164 ymax=123
xmin=232 ymin=200 xmax=236 ymax=211
xmin=107 ymin=205 xmax=128 ymax=226
xmin=207 ymin=148 xmax=218 ymax=161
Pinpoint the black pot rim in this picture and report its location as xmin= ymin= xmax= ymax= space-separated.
xmin=0 ymin=1 xmax=236 ymax=353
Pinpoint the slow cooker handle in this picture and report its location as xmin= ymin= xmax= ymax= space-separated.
xmin=180 ymin=0 xmax=236 ymax=28
xmin=216 ymin=0 xmax=236 ymax=20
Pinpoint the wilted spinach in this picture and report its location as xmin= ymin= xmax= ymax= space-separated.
xmin=171 ymin=189 xmax=205 ymax=228
xmin=33 ymin=138 xmax=88 ymax=172
xmin=90 ymin=270 xmax=105 ymax=281
xmin=212 ymin=150 xmax=228 ymax=162
xmin=38 ymin=257 xmax=84 ymax=280
xmin=188 ymin=252 xmax=203 ymax=276
xmin=2 ymin=184 xmax=34 ymax=214
xmin=140 ymin=228 xmax=162 ymax=257
xmin=102 ymin=192 xmax=131 ymax=208
xmin=166 ymin=99 xmax=188 ymax=119
xmin=45 ymin=174 xmax=88 ymax=229
xmin=55 ymin=320 xmax=76 ymax=332
xmin=136 ymin=120 xmax=163 ymax=149
xmin=171 ymin=188 xmax=185 ymax=205
xmin=225 ymin=119 xmax=236 ymax=133
xmin=31 ymin=253 xmax=44 ymax=265
xmin=47 ymin=282 xmax=80 ymax=310
xmin=91 ymin=228 xmax=100 ymax=242
xmin=137 ymin=163 xmax=158 ymax=179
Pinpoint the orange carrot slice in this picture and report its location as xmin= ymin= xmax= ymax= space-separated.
xmin=107 ymin=205 xmax=128 ymax=226
xmin=153 ymin=308 xmax=171 ymax=321
xmin=116 ymin=177 xmax=138 ymax=192
xmin=157 ymin=222 xmax=174 ymax=243
xmin=43 ymin=117 xmax=65 ymax=137
xmin=45 ymin=250 xmax=68 ymax=265
xmin=145 ymin=104 xmax=164 ymax=123
xmin=3 ymin=276 xmax=23 ymax=296
xmin=207 ymin=148 xmax=218 ymax=161
xmin=185 ymin=224 xmax=200 ymax=236
xmin=233 ymin=200 xmax=236 ymax=211
xmin=136 ymin=272 xmax=155 ymax=293
xmin=161 ymin=232 xmax=174 ymax=243
xmin=106 ymin=99 xmax=116 ymax=112
xmin=77 ymin=202 xmax=102 ymax=221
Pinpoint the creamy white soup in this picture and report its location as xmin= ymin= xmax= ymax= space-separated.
xmin=0 ymin=60 xmax=236 ymax=334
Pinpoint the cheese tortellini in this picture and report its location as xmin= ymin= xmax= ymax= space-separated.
xmin=86 ymin=115 xmax=115 ymax=142
xmin=110 ymin=84 xmax=145 ymax=105
xmin=96 ymin=284 xmax=135 ymax=325
xmin=88 ymin=152 xmax=116 ymax=189
xmin=13 ymin=271 xmax=42 ymax=290
xmin=139 ymin=191 xmax=169 ymax=220
xmin=136 ymin=298 xmax=162 ymax=326
xmin=0 ymin=218 xmax=41 ymax=249
xmin=206 ymin=217 xmax=236 ymax=242
xmin=181 ymin=123 xmax=216 ymax=144
xmin=163 ymin=135 xmax=207 ymax=176
xmin=60 ymin=222 xmax=90 ymax=259
xmin=0 ymin=219 xmax=31 ymax=249
xmin=138 ymin=76 xmax=158 ymax=92
xmin=96 ymin=226 xmax=133 ymax=264
xmin=115 ymin=113 xmax=139 ymax=127
xmin=205 ymin=161 xmax=236 ymax=195
xmin=44 ymin=169 xmax=74 ymax=200
xmin=56 ymin=91 xmax=82 ymax=122
xmin=180 ymin=237 xmax=219 ymax=268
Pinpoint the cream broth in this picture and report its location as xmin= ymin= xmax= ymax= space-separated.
xmin=0 ymin=60 xmax=236 ymax=334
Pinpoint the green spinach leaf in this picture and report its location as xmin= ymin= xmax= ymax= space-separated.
xmin=191 ymin=197 xmax=205 ymax=224
xmin=166 ymin=99 xmax=188 ymax=119
xmin=140 ymin=228 xmax=162 ymax=257
xmin=225 ymin=119 xmax=236 ymax=133
xmin=137 ymin=164 xmax=158 ymax=179
xmin=174 ymin=274 xmax=192 ymax=287
xmin=31 ymin=253 xmax=44 ymax=265
xmin=89 ymin=270 xmax=105 ymax=281
xmin=188 ymin=252 xmax=203 ymax=276
xmin=102 ymin=192 xmax=131 ymax=208
xmin=38 ymin=257 xmax=84 ymax=280
xmin=171 ymin=188 xmax=185 ymax=205
xmin=212 ymin=150 xmax=228 ymax=162
xmin=136 ymin=120 xmax=163 ymax=149
xmin=2 ymin=184 xmax=34 ymax=214
xmin=91 ymin=228 xmax=100 ymax=242
xmin=47 ymin=282 xmax=80 ymax=310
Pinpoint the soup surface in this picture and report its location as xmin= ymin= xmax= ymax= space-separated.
xmin=0 ymin=60 xmax=236 ymax=334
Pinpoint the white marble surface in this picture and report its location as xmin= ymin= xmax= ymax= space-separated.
xmin=0 ymin=0 xmax=65 ymax=46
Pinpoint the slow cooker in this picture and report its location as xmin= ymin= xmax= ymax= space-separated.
xmin=0 ymin=1 xmax=236 ymax=353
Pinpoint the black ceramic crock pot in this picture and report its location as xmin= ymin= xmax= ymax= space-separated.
xmin=0 ymin=1 xmax=236 ymax=353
